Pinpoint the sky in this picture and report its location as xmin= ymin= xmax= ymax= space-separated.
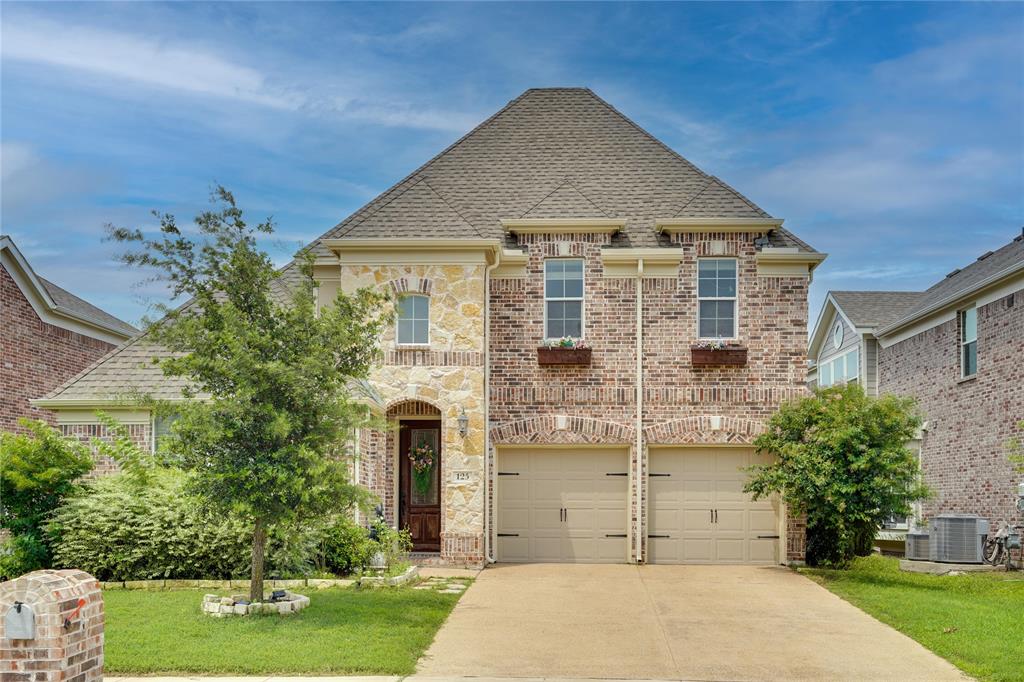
xmin=2 ymin=2 xmax=1022 ymax=330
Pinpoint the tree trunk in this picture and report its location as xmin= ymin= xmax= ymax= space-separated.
xmin=250 ymin=517 xmax=267 ymax=602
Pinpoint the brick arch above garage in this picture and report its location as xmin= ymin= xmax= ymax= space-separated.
xmin=490 ymin=414 xmax=634 ymax=445
xmin=643 ymin=415 xmax=765 ymax=445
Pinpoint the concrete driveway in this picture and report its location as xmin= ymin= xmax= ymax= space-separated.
xmin=416 ymin=563 xmax=966 ymax=681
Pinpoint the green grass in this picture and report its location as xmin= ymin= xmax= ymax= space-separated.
xmin=801 ymin=555 xmax=1024 ymax=682
xmin=104 ymin=584 xmax=465 ymax=675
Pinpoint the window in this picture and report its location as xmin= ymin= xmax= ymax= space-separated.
xmin=832 ymin=322 xmax=843 ymax=350
xmin=397 ymin=294 xmax=429 ymax=345
xmin=960 ymin=307 xmax=977 ymax=377
xmin=153 ymin=413 xmax=179 ymax=455
xmin=544 ymin=259 xmax=584 ymax=339
xmin=697 ymin=259 xmax=737 ymax=339
xmin=818 ymin=349 xmax=859 ymax=388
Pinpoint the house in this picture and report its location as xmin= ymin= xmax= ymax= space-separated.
xmin=808 ymin=232 xmax=1024 ymax=546
xmin=32 ymin=88 xmax=826 ymax=566
xmin=1 ymin=236 xmax=137 ymax=433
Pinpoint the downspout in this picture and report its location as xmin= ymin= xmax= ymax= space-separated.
xmin=484 ymin=251 xmax=500 ymax=564
xmin=635 ymin=258 xmax=644 ymax=563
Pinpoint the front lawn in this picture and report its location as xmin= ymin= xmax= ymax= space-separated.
xmin=802 ymin=555 xmax=1024 ymax=682
xmin=104 ymin=583 xmax=466 ymax=675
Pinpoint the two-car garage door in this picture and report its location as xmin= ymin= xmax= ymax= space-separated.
xmin=496 ymin=446 xmax=779 ymax=564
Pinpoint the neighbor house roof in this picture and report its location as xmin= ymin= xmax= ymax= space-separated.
xmin=37 ymin=87 xmax=820 ymax=406
xmin=2 ymin=236 xmax=137 ymax=342
xmin=829 ymin=291 xmax=925 ymax=329
xmin=877 ymin=233 xmax=1024 ymax=336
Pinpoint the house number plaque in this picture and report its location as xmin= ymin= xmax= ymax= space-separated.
xmin=449 ymin=470 xmax=475 ymax=485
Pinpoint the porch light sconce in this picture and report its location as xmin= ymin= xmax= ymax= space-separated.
xmin=457 ymin=409 xmax=469 ymax=438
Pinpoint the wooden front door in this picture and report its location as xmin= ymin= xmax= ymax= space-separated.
xmin=399 ymin=420 xmax=441 ymax=552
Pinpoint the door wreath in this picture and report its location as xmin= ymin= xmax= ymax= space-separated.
xmin=409 ymin=442 xmax=436 ymax=496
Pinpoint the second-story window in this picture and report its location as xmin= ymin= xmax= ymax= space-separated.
xmin=960 ymin=306 xmax=977 ymax=377
xmin=544 ymin=259 xmax=584 ymax=339
xmin=698 ymin=258 xmax=737 ymax=339
xmin=397 ymin=294 xmax=429 ymax=345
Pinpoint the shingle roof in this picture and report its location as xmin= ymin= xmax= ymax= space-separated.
xmin=317 ymin=88 xmax=814 ymax=252
xmin=830 ymin=291 xmax=925 ymax=329
xmin=39 ymin=87 xmax=819 ymax=404
xmin=38 ymin=276 xmax=138 ymax=337
xmin=885 ymin=233 xmax=1024 ymax=330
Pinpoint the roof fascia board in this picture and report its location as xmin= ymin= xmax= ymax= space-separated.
xmin=3 ymin=247 xmax=132 ymax=343
xmin=755 ymin=249 xmax=828 ymax=279
xmin=501 ymin=218 xmax=624 ymax=235
xmin=876 ymin=263 xmax=1024 ymax=338
xmin=322 ymin=238 xmax=502 ymax=264
xmin=656 ymin=218 xmax=784 ymax=234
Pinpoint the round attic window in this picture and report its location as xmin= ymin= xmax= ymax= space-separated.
xmin=833 ymin=322 xmax=843 ymax=350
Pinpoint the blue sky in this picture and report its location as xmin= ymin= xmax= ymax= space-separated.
xmin=2 ymin=2 xmax=1022 ymax=329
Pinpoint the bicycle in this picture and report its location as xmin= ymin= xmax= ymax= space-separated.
xmin=983 ymin=520 xmax=1022 ymax=570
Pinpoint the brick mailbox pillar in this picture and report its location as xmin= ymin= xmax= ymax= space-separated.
xmin=0 ymin=569 xmax=103 ymax=681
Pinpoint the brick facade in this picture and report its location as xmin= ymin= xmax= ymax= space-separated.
xmin=1 ymin=265 xmax=118 ymax=432
xmin=486 ymin=232 xmax=810 ymax=563
xmin=879 ymin=290 xmax=1023 ymax=527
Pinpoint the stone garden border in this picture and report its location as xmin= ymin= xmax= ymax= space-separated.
xmin=202 ymin=591 xmax=310 ymax=617
xmin=100 ymin=578 xmax=354 ymax=590
xmin=358 ymin=564 xmax=420 ymax=587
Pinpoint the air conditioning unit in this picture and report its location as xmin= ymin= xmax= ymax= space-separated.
xmin=904 ymin=531 xmax=930 ymax=561
xmin=928 ymin=514 xmax=989 ymax=563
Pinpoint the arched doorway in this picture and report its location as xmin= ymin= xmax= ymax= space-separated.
xmin=387 ymin=400 xmax=442 ymax=552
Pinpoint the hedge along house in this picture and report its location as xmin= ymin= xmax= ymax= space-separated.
xmin=35 ymin=89 xmax=826 ymax=567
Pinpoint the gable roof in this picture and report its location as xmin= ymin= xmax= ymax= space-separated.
xmin=1 ymin=236 xmax=137 ymax=341
xmin=829 ymin=291 xmax=925 ymax=329
xmin=877 ymin=232 xmax=1024 ymax=335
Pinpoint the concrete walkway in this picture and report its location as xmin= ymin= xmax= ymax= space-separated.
xmin=416 ymin=563 xmax=969 ymax=681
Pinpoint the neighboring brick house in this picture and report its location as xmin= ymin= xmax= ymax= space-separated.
xmin=1 ymin=236 xmax=136 ymax=432
xmin=808 ymin=232 xmax=1024 ymax=545
xmin=34 ymin=88 xmax=825 ymax=567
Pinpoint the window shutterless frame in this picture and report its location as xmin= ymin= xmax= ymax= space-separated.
xmin=543 ymin=259 xmax=585 ymax=340
xmin=696 ymin=258 xmax=738 ymax=340
xmin=817 ymin=348 xmax=859 ymax=388
xmin=959 ymin=306 xmax=977 ymax=377
xmin=396 ymin=293 xmax=430 ymax=345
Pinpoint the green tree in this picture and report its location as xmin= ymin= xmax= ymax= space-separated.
xmin=108 ymin=187 xmax=389 ymax=600
xmin=0 ymin=419 xmax=94 ymax=578
xmin=745 ymin=383 xmax=929 ymax=568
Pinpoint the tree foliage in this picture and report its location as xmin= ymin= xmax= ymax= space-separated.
xmin=745 ymin=383 xmax=929 ymax=567
xmin=108 ymin=187 xmax=389 ymax=599
xmin=0 ymin=419 xmax=94 ymax=578
xmin=1008 ymin=420 xmax=1024 ymax=475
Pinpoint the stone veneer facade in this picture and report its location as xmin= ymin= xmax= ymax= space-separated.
xmin=1 ymin=265 xmax=119 ymax=432
xmin=320 ymin=263 xmax=488 ymax=565
xmin=878 ymin=289 xmax=1023 ymax=527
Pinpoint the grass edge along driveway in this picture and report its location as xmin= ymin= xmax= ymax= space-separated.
xmin=104 ymin=582 xmax=467 ymax=675
xmin=802 ymin=555 xmax=1023 ymax=682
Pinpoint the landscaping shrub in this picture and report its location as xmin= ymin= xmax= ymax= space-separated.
xmin=48 ymin=469 xmax=326 ymax=581
xmin=321 ymin=516 xmax=377 ymax=575
xmin=746 ymin=382 xmax=929 ymax=568
xmin=0 ymin=419 xmax=94 ymax=579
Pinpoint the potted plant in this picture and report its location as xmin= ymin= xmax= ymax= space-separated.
xmin=690 ymin=340 xmax=747 ymax=367
xmin=537 ymin=337 xmax=592 ymax=366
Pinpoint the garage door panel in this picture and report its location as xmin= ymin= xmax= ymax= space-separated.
xmin=649 ymin=448 xmax=779 ymax=565
xmin=500 ymin=507 xmax=531 ymax=531
xmin=497 ymin=448 xmax=629 ymax=563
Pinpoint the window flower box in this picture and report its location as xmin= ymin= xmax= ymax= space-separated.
xmin=691 ymin=342 xmax=747 ymax=367
xmin=538 ymin=338 xmax=591 ymax=366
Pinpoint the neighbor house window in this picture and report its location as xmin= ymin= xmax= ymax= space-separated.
xmin=698 ymin=258 xmax=737 ymax=338
xmin=818 ymin=349 xmax=859 ymax=388
xmin=153 ymin=413 xmax=179 ymax=456
xmin=544 ymin=259 xmax=584 ymax=339
xmin=397 ymin=294 xmax=429 ymax=345
xmin=960 ymin=307 xmax=977 ymax=377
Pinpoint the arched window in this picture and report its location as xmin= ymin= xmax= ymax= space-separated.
xmin=397 ymin=294 xmax=429 ymax=345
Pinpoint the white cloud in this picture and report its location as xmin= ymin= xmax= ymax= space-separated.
xmin=1 ymin=14 xmax=479 ymax=133
xmin=1 ymin=142 xmax=106 ymax=218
